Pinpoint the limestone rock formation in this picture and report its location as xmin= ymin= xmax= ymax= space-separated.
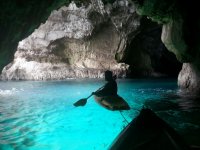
xmin=0 ymin=0 xmax=140 ymax=80
xmin=133 ymin=0 xmax=200 ymax=96
xmin=161 ymin=18 xmax=189 ymax=62
xmin=178 ymin=63 xmax=200 ymax=95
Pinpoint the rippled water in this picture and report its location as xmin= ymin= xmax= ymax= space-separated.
xmin=0 ymin=79 xmax=200 ymax=150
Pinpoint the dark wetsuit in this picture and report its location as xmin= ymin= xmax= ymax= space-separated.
xmin=94 ymin=80 xmax=117 ymax=96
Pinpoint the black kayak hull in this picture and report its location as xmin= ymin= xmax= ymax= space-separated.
xmin=109 ymin=108 xmax=190 ymax=150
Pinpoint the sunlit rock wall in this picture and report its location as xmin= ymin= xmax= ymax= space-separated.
xmin=1 ymin=0 xmax=140 ymax=80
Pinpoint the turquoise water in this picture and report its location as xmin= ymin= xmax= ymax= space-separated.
xmin=0 ymin=79 xmax=200 ymax=150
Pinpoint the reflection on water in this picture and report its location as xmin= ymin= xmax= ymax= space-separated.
xmin=0 ymin=79 xmax=200 ymax=149
xmin=144 ymin=93 xmax=200 ymax=111
xmin=144 ymin=92 xmax=200 ymax=146
xmin=176 ymin=97 xmax=200 ymax=110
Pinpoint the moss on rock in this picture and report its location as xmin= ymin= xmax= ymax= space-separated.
xmin=133 ymin=0 xmax=176 ymax=24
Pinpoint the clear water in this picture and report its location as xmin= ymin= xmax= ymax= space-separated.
xmin=0 ymin=79 xmax=200 ymax=150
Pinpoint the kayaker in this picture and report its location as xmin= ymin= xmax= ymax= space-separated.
xmin=92 ymin=70 xmax=117 ymax=96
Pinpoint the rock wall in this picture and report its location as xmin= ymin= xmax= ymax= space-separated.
xmin=133 ymin=0 xmax=200 ymax=96
xmin=161 ymin=18 xmax=200 ymax=96
xmin=178 ymin=63 xmax=200 ymax=95
xmin=1 ymin=0 xmax=140 ymax=80
xmin=0 ymin=0 xmax=70 ymax=72
xmin=124 ymin=18 xmax=181 ymax=77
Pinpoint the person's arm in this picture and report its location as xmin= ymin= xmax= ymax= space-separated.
xmin=92 ymin=83 xmax=109 ymax=96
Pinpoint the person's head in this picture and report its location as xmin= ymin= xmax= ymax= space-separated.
xmin=105 ymin=70 xmax=113 ymax=81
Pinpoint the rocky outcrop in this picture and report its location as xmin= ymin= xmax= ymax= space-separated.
xmin=133 ymin=0 xmax=200 ymax=96
xmin=0 ymin=0 xmax=70 ymax=72
xmin=178 ymin=63 xmax=200 ymax=95
xmin=161 ymin=18 xmax=190 ymax=62
xmin=161 ymin=18 xmax=200 ymax=95
xmin=0 ymin=0 xmax=140 ymax=80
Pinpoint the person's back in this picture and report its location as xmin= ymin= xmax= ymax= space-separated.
xmin=93 ymin=70 xmax=117 ymax=97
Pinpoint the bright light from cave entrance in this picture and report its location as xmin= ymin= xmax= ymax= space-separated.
xmin=1 ymin=78 xmax=197 ymax=150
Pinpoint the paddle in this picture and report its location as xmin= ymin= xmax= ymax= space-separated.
xmin=73 ymin=86 xmax=104 ymax=107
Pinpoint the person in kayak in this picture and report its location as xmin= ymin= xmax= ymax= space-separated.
xmin=92 ymin=70 xmax=117 ymax=96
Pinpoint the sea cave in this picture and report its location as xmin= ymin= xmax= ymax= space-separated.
xmin=0 ymin=0 xmax=200 ymax=149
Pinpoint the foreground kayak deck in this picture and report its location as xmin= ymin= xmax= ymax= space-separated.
xmin=94 ymin=95 xmax=130 ymax=111
xmin=109 ymin=108 xmax=199 ymax=150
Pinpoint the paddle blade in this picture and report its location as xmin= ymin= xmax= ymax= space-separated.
xmin=73 ymin=98 xmax=87 ymax=107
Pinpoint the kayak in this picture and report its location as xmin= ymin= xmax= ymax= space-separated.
xmin=94 ymin=95 xmax=130 ymax=111
xmin=109 ymin=108 xmax=191 ymax=150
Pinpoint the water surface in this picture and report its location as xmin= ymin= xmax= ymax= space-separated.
xmin=0 ymin=79 xmax=199 ymax=150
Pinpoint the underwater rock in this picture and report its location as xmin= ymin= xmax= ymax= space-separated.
xmin=0 ymin=0 xmax=140 ymax=80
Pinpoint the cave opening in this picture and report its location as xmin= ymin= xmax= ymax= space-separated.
xmin=123 ymin=17 xmax=182 ymax=78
